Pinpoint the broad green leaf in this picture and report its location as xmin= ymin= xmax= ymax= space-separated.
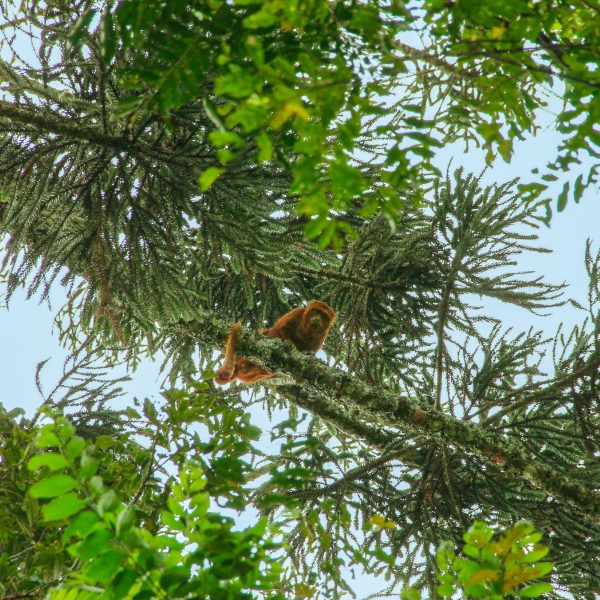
xmin=77 ymin=529 xmax=114 ymax=561
xmin=468 ymin=569 xmax=498 ymax=584
xmin=217 ymin=148 xmax=236 ymax=164
xmin=532 ymin=562 xmax=554 ymax=577
xmin=82 ymin=549 xmax=125 ymax=584
xmin=257 ymin=131 xmax=273 ymax=162
xmin=112 ymin=568 xmax=137 ymax=599
xmin=66 ymin=436 xmax=85 ymax=460
xmin=29 ymin=474 xmax=78 ymax=498
xmin=463 ymin=543 xmax=480 ymax=558
xmin=349 ymin=5 xmax=381 ymax=34
xmin=271 ymin=100 xmax=310 ymax=129
xmin=115 ymin=507 xmax=135 ymax=536
xmin=305 ymin=217 xmax=325 ymax=239
xmin=243 ymin=9 xmax=278 ymax=29
xmin=63 ymin=510 xmax=101 ymax=541
xmin=28 ymin=453 xmax=69 ymax=472
xmin=199 ymin=167 xmax=224 ymax=191
xmin=35 ymin=429 xmax=61 ymax=448
xmin=208 ymin=130 xmax=244 ymax=148
xmin=215 ymin=68 xmax=260 ymax=98
xmin=7 ymin=406 xmax=25 ymax=418
xmin=114 ymin=95 xmax=144 ymax=118
xmin=160 ymin=566 xmax=190 ymax=590
xmin=521 ymin=544 xmax=550 ymax=562
xmin=42 ymin=492 xmax=87 ymax=521
xmin=97 ymin=489 xmax=118 ymax=514
xmin=80 ymin=453 xmax=98 ymax=479
xmin=519 ymin=582 xmax=553 ymax=597
xmin=56 ymin=418 xmax=75 ymax=439
xmin=100 ymin=7 xmax=116 ymax=61
xmin=436 ymin=582 xmax=455 ymax=597
xmin=95 ymin=435 xmax=115 ymax=450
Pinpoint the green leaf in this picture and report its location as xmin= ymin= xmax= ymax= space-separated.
xmin=66 ymin=436 xmax=85 ymax=460
xmin=305 ymin=217 xmax=325 ymax=239
xmin=27 ymin=453 xmax=69 ymax=472
xmin=463 ymin=544 xmax=480 ymax=558
xmin=217 ymin=148 xmax=236 ymax=164
xmin=199 ymin=167 xmax=224 ymax=191
xmin=42 ymin=492 xmax=87 ymax=521
xmin=522 ymin=544 xmax=549 ymax=562
xmin=437 ymin=582 xmax=455 ymax=597
xmin=97 ymin=489 xmax=118 ymax=514
xmin=533 ymin=562 xmax=554 ymax=577
xmin=29 ymin=474 xmax=78 ymax=498
xmin=519 ymin=582 xmax=553 ymax=597
xmin=114 ymin=95 xmax=144 ymax=118
xmin=349 ymin=5 xmax=381 ymax=34
xmin=35 ymin=429 xmax=61 ymax=448
xmin=215 ymin=67 xmax=260 ymax=98
xmin=160 ymin=566 xmax=190 ymax=590
xmin=464 ymin=521 xmax=494 ymax=546
xmin=56 ymin=418 xmax=76 ymax=439
xmin=115 ymin=507 xmax=135 ymax=536
xmin=257 ymin=131 xmax=273 ymax=162
xmin=436 ymin=541 xmax=453 ymax=570
xmin=7 ymin=406 xmax=25 ymax=418
xmin=63 ymin=510 xmax=101 ymax=541
xmin=112 ymin=568 xmax=137 ymax=599
xmin=82 ymin=549 xmax=125 ymax=584
xmin=80 ymin=453 xmax=98 ymax=479
xmin=77 ymin=529 xmax=113 ymax=561
xmin=401 ymin=588 xmax=421 ymax=600
xmin=243 ymin=9 xmax=278 ymax=29
xmin=95 ymin=435 xmax=115 ymax=450
xmin=208 ymin=130 xmax=244 ymax=148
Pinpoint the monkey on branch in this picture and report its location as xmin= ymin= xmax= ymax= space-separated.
xmin=214 ymin=300 xmax=336 ymax=385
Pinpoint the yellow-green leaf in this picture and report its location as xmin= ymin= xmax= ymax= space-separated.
xmin=520 ymin=582 xmax=553 ymax=597
xmin=199 ymin=167 xmax=224 ymax=191
xmin=369 ymin=514 xmax=396 ymax=529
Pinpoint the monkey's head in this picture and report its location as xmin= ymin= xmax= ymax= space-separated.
xmin=304 ymin=300 xmax=336 ymax=333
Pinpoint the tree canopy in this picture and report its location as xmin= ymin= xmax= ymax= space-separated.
xmin=0 ymin=1 xmax=598 ymax=598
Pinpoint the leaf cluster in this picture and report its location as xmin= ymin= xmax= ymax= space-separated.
xmin=27 ymin=416 xmax=284 ymax=599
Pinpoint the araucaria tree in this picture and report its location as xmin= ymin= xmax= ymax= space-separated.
xmin=0 ymin=1 xmax=598 ymax=598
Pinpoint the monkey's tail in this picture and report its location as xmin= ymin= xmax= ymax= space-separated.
xmin=214 ymin=323 xmax=241 ymax=384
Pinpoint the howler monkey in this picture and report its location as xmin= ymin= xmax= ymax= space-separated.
xmin=214 ymin=300 xmax=336 ymax=385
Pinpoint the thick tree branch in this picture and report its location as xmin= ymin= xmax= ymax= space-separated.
xmin=174 ymin=316 xmax=600 ymax=523
xmin=0 ymin=99 xmax=197 ymax=168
